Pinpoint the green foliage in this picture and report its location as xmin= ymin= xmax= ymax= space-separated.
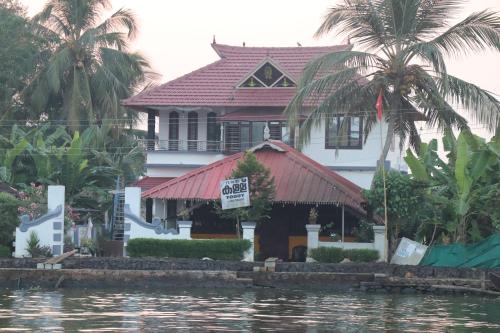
xmin=25 ymin=231 xmax=52 ymax=258
xmin=0 ymin=2 xmax=46 ymax=123
xmin=0 ymin=123 xmax=145 ymax=224
xmin=285 ymin=0 xmax=500 ymax=168
xmin=0 ymin=244 xmax=11 ymax=258
xmin=217 ymin=151 xmax=275 ymax=224
xmin=405 ymin=131 xmax=500 ymax=244
xmin=0 ymin=192 xmax=20 ymax=246
xmin=342 ymin=249 xmax=379 ymax=263
xmin=126 ymin=238 xmax=252 ymax=261
xmin=27 ymin=0 xmax=155 ymax=131
xmin=363 ymin=170 xmax=426 ymax=252
xmin=310 ymin=247 xmax=344 ymax=263
xmin=310 ymin=247 xmax=379 ymax=263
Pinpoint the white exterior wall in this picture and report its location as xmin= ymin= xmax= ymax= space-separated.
xmin=151 ymin=110 xmax=408 ymax=189
xmin=123 ymin=187 xmax=192 ymax=256
xmin=301 ymin=119 xmax=407 ymax=189
xmin=14 ymin=186 xmax=65 ymax=257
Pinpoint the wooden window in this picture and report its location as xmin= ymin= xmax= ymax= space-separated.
xmin=187 ymin=111 xmax=198 ymax=151
xmin=325 ymin=116 xmax=363 ymax=149
xmin=168 ymin=111 xmax=179 ymax=151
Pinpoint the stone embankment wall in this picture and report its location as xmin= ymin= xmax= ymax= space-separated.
xmin=0 ymin=258 xmax=497 ymax=280
xmin=0 ymin=268 xmax=252 ymax=289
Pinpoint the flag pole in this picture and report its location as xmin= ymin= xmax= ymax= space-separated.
xmin=376 ymin=89 xmax=389 ymax=262
xmin=379 ymin=120 xmax=389 ymax=262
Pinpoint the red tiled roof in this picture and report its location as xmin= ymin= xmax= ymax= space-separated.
xmin=123 ymin=43 xmax=350 ymax=108
xmin=142 ymin=140 xmax=367 ymax=215
xmin=132 ymin=177 xmax=174 ymax=192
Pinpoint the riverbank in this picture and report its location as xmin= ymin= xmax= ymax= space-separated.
xmin=0 ymin=258 xmax=498 ymax=296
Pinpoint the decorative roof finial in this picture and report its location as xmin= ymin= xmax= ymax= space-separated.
xmin=213 ymin=35 xmax=216 ymax=44
xmin=264 ymin=123 xmax=270 ymax=141
xmin=243 ymin=42 xmax=246 ymax=47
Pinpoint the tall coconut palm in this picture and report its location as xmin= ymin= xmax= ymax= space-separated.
xmin=285 ymin=0 xmax=500 ymax=165
xmin=28 ymin=0 xmax=155 ymax=131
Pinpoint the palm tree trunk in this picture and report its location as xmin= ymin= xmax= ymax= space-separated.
xmin=378 ymin=116 xmax=395 ymax=169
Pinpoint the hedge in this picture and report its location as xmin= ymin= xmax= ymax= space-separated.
xmin=0 ymin=245 xmax=11 ymax=258
xmin=0 ymin=192 xmax=21 ymax=247
xmin=310 ymin=247 xmax=379 ymax=263
xmin=126 ymin=238 xmax=252 ymax=261
xmin=343 ymin=249 xmax=379 ymax=262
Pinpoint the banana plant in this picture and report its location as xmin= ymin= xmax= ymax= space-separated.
xmin=405 ymin=130 xmax=500 ymax=243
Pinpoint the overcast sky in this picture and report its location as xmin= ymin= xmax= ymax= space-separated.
xmin=21 ymin=0 xmax=500 ymax=135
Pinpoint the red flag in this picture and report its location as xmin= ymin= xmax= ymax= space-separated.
xmin=375 ymin=89 xmax=383 ymax=120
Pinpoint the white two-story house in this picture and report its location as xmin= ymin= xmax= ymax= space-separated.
xmin=123 ymin=42 xmax=408 ymax=221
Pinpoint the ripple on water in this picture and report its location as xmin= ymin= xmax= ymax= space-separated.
xmin=0 ymin=289 xmax=498 ymax=332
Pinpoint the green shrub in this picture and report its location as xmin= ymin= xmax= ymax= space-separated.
xmin=343 ymin=249 xmax=379 ymax=262
xmin=310 ymin=247 xmax=344 ymax=263
xmin=126 ymin=238 xmax=252 ymax=261
xmin=0 ymin=245 xmax=11 ymax=258
xmin=0 ymin=192 xmax=21 ymax=247
xmin=310 ymin=247 xmax=379 ymax=263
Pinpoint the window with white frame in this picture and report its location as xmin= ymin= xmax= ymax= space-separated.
xmin=325 ymin=116 xmax=363 ymax=149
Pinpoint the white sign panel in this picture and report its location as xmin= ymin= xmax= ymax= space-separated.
xmin=220 ymin=177 xmax=250 ymax=210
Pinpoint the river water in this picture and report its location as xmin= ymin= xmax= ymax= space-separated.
xmin=0 ymin=288 xmax=498 ymax=332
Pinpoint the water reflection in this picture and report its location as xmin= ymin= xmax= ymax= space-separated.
xmin=0 ymin=288 xmax=498 ymax=332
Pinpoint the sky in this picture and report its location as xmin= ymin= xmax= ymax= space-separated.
xmin=21 ymin=0 xmax=500 ymax=136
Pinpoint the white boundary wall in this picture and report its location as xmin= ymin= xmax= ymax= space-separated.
xmin=306 ymin=224 xmax=386 ymax=261
xmin=123 ymin=187 xmax=193 ymax=256
xmin=14 ymin=186 xmax=65 ymax=258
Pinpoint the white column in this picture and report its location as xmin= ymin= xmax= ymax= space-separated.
xmin=241 ymin=222 xmax=257 ymax=262
xmin=373 ymin=225 xmax=386 ymax=262
xmin=125 ymin=187 xmax=141 ymax=216
xmin=124 ymin=187 xmax=141 ymax=256
xmin=177 ymin=221 xmax=193 ymax=239
xmin=305 ymin=224 xmax=321 ymax=253
xmin=49 ymin=185 xmax=65 ymax=256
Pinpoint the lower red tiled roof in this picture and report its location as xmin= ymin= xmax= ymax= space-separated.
xmin=132 ymin=177 xmax=174 ymax=192
xmin=142 ymin=141 xmax=368 ymax=215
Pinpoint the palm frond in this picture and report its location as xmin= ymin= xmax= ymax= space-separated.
xmin=316 ymin=0 xmax=390 ymax=51
xmin=429 ymin=10 xmax=500 ymax=57
xmin=435 ymin=74 xmax=500 ymax=131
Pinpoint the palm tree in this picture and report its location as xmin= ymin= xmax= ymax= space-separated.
xmin=28 ymin=0 xmax=155 ymax=131
xmin=285 ymin=0 xmax=500 ymax=166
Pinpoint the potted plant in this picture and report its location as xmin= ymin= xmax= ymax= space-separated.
xmin=308 ymin=208 xmax=318 ymax=225
xmin=177 ymin=208 xmax=191 ymax=221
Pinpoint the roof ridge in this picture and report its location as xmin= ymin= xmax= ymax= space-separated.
xmin=212 ymin=43 xmax=350 ymax=51
xmin=268 ymin=140 xmax=362 ymax=199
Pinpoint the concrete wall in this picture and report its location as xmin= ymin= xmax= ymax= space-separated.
xmin=306 ymin=223 xmax=386 ymax=261
xmin=123 ymin=188 xmax=192 ymax=255
xmin=14 ymin=186 xmax=65 ymax=257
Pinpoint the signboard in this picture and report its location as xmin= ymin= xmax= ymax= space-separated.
xmin=390 ymin=237 xmax=428 ymax=266
xmin=220 ymin=177 xmax=250 ymax=210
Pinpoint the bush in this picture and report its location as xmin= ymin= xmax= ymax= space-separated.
xmin=343 ymin=249 xmax=379 ymax=262
xmin=126 ymin=238 xmax=252 ymax=261
xmin=0 ymin=192 xmax=21 ymax=247
xmin=310 ymin=247 xmax=344 ymax=263
xmin=0 ymin=245 xmax=11 ymax=258
xmin=310 ymin=247 xmax=379 ymax=263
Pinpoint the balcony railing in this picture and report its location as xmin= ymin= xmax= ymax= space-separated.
xmin=141 ymin=139 xmax=223 ymax=153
